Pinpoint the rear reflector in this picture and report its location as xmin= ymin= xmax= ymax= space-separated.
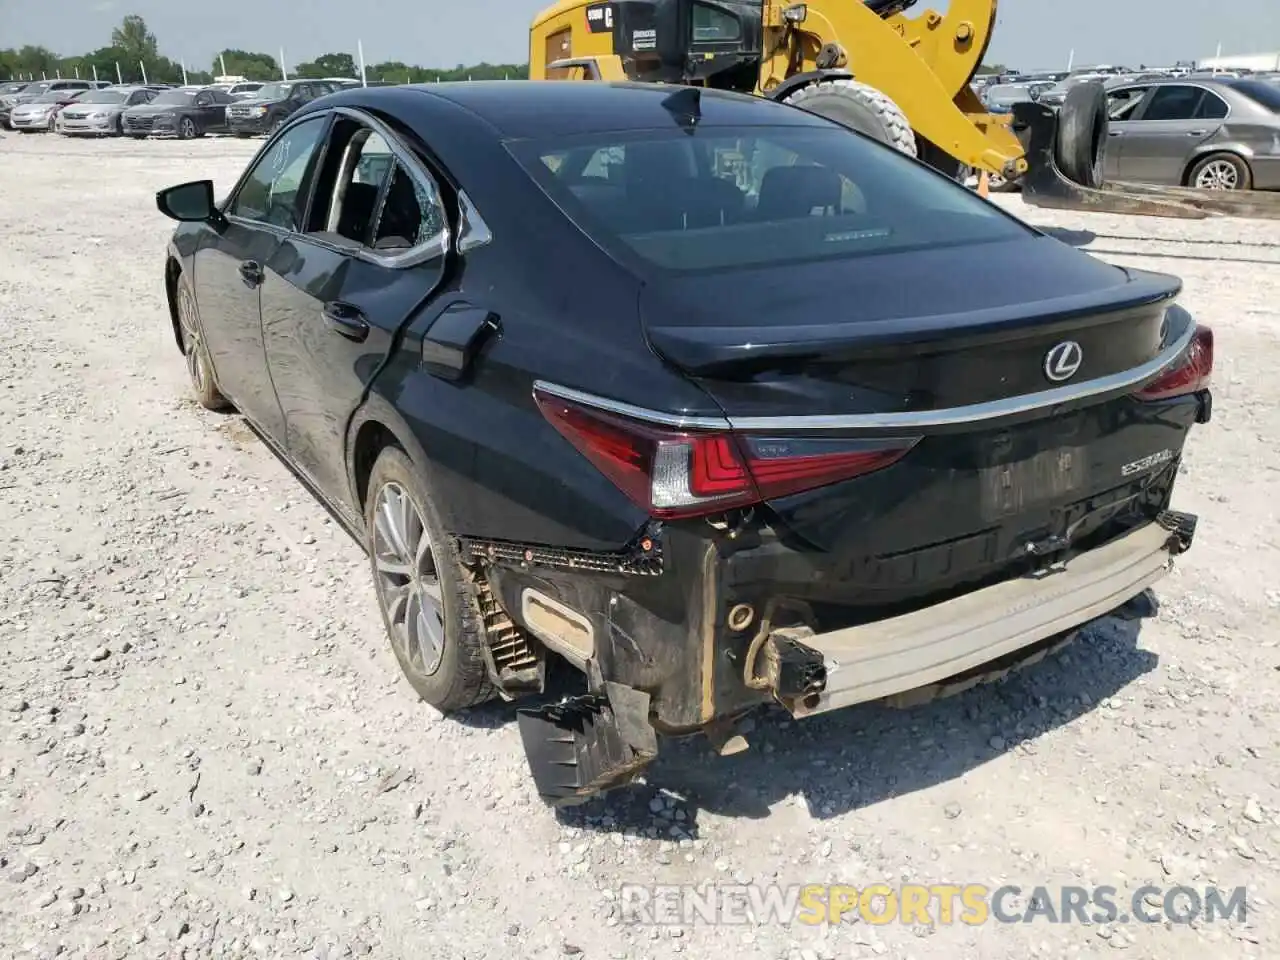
xmin=1133 ymin=324 xmax=1213 ymax=401
xmin=533 ymin=387 xmax=918 ymax=520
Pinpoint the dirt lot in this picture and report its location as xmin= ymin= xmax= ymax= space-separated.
xmin=0 ymin=130 xmax=1278 ymax=960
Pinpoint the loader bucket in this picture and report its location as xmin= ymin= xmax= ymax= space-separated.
xmin=1017 ymin=100 xmax=1280 ymax=220
xmin=1015 ymin=101 xmax=1207 ymax=219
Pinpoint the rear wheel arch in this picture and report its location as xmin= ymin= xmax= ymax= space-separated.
xmin=351 ymin=418 xmax=405 ymax=513
xmin=1183 ymin=149 xmax=1252 ymax=190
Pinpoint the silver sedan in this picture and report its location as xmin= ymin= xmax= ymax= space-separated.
xmin=9 ymin=90 xmax=84 ymax=132
xmin=1104 ymin=77 xmax=1280 ymax=190
xmin=57 ymin=85 xmax=160 ymax=136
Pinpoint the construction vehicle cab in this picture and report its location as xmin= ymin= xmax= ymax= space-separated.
xmin=530 ymin=0 xmax=1280 ymax=219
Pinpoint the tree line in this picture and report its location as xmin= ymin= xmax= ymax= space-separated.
xmin=1 ymin=14 xmax=528 ymax=85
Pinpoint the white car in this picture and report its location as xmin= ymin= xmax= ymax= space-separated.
xmin=9 ymin=90 xmax=86 ymax=132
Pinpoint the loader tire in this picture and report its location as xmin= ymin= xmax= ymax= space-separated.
xmin=1055 ymin=81 xmax=1108 ymax=189
xmin=782 ymin=79 xmax=918 ymax=158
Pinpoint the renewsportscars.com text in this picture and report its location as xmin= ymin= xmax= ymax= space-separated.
xmin=616 ymin=883 xmax=1248 ymax=927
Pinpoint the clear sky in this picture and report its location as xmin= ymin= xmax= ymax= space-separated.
xmin=2 ymin=0 xmax=1276 ymax=72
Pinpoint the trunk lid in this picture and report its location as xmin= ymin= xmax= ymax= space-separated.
xmin=639 ymin=236 xmax=1180 ymax=418
xmin=638 ymin=236 xmax=1194 ymax=609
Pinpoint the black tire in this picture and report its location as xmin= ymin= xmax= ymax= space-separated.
xmin=1055 ymin=81 xmax=1108 ymax=188
xmin=782 ymin=79 xmax=918 ymax=158
xmin=174 ymin=271 xmax=231 ymax=411
xmin=268 ymin=115 xmax=285 ymax=136
xmin=177 ymin=116 xmax=197 ymax=140
xmin=1187 ymin=151 xmax=1252 ymax=191
xmin=365 ymin=446 xmax=497 ymax=712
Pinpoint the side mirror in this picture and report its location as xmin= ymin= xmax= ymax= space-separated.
xmin=156 ymin=180 xmax=217 ymax=222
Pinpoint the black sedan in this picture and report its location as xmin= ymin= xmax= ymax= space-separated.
xmin=122 ymin=86 xmax=236 ymax=139
xmin=156 ymin=81 xmax=1213 ymax=806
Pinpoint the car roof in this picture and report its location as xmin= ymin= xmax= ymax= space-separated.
xmin=337 ymin=80 xmax=833 ymax=140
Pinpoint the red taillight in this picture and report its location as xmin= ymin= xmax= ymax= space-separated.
xmin=533 ymin=387 xmax=917 ymax=520
xmin=1134 ymin=324 xmax=1214 ymax=401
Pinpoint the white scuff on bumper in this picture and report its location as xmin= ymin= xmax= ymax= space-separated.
xmin=783 ymin=521 xmax=1181 ymax=718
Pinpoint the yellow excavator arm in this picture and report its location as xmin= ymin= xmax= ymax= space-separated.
xmin=758 ymin=0 xmax=1025 ymax=178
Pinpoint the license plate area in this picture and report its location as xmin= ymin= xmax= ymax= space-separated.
xmin=979 ymin=446 xmax=1088 ymax=521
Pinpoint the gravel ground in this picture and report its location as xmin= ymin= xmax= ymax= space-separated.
xmin=1 ymin=132 xmax=1278 ymax=960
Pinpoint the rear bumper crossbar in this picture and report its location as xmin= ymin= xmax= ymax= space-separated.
xmin=774 ymin=520 xmax=1183 ymax=718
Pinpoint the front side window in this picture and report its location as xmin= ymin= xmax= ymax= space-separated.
xmin=229 ymin=115 xmax=328 ymax=231
xmin=508 ymin=123 xmax=1027 ymax=274
xmin=1107 ymin=87 xmax=1147 ymax=120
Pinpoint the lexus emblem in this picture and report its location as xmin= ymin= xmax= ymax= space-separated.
xmin=1044 ymin=341 xmax=1083 ymax=382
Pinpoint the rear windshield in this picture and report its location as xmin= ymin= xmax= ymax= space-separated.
xmin=255 ymin=82 xmax=293 ymax=100
xmin=1230 ymin=79 xmax=1280 ymax=112
xmin=506 ymin=124 xmax=1027 ymax=274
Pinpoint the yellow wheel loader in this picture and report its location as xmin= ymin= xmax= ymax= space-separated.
xmin=529 ymin=0 xmax=1280 ymax=220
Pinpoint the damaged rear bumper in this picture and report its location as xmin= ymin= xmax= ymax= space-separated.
xmin=759 ymin=514 xmax=1192 ymax=719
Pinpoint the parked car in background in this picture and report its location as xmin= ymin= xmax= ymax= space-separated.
xmin=0 ymin=80 xmax=32 ymax=128
xmin=121 ymin=86 xmax=237 ymax=139
xmin=224 ymin=79 xmax=339 ymax=136
xmin=56 ymin=85 xmax=160 ymax=136
xmin=155 ymin=81 xmax=1211 ymax=805
xmin=224 ymin=81 xmax=264 ymax=99
xmin=981 ymin=81 xmax=1055 ymax=114
xmin=1 ymin=78 xmax=91 ymax=129
xmin=1037 ymin=72 xmax=1110 ymax=107
xmin=10 ymin=88 xmax=87 ymax=132
xmin=1104 ymin=77 xmax=1280 ymax=190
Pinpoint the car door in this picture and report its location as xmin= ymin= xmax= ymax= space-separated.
xmin=259 ymin=112 xmax=451 ymax=513
xmin=208 ymin=90 xmax=235 ymax=130
xmin=1112 ymin=84 xmax=1225 ymax=184
xmin=1102 ymin=85 xmax=1148 ymax=179
xmin=191 ymin=90 xmax=220 ymax=130
xmin=192 ymin=113 xmax=331 ymax=442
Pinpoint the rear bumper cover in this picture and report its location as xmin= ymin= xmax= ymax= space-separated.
xmin=776 ymin=518 xmax=1186 ymax=718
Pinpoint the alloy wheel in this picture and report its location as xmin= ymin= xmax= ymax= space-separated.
xmin=1194 ymin=159 xmax=1239 ymax=191
xmin=177 ymin=284 xmax=208 ymax=394
xmin=372 ymin=482 xmax=446 ymax=676
xmin=180 ymin=117 xmax=196 ymax=139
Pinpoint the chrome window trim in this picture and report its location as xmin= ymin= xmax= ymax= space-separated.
xmin=457 ymin=191 xmax=493 ymax=253
xmin=531 ymin=318 xmax=1196 ymax=432
xmin=1120 ymin=82 xmax=1233 ymax=123
xmin=223 ymin=106 xmax=452 ymax=270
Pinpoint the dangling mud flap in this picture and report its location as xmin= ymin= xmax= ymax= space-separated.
xmin=516 ymin=682 xmax=659 ymax=808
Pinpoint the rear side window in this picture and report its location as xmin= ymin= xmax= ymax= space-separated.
xmin=309 ymin=121 xmax=449 ymax=258
xmin=507 ymin=124 xmax=1027 ymax=273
